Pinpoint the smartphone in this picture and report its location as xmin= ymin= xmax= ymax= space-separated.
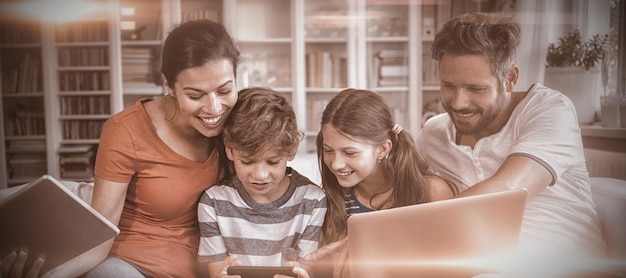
xmin=226 ymin=266 xmax=295 ymax=278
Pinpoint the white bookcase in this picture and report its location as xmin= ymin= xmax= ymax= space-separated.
xmin=223 ymin=0 xmax=447 ymax=152
xmin=1 ymin=0 xmax=479 ymax=188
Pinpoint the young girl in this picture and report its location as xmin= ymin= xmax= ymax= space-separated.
xmin=310 ymin=88 xmax=457 ymax=277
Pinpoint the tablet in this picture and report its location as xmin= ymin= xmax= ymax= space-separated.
xmin=0 ymin=175 xmax=119 ymax=273
xmin=227 ymin=266 xmax=295 ymax=278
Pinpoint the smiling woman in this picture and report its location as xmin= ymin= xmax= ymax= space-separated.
xmin=0 ymin=19 xmax=241 ymax=278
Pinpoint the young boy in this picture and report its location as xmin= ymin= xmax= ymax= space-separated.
xmin=197 ymin=87 xmax=327 ymax=278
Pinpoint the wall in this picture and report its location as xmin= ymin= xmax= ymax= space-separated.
xmin=513 ymin=0 xmax=612 ymax=92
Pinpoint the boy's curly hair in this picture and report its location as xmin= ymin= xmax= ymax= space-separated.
xmin=223 ymin=87 xmax=302 ymax=158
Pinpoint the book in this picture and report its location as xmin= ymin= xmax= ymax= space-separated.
xmin=379 ymin=65 xmax=408 ymax=77
xmin=0 ymin=175 xmax=119 ymax=273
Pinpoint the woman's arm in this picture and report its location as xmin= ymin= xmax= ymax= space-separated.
xmin=45 ymin=177 xmax=128 ymax=277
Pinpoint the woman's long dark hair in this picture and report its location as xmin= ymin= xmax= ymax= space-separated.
xmin=160 ymin=19 xmax=240 ymax=184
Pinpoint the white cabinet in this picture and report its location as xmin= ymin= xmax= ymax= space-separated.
xmin=223 ymin=0 xmax=442 ymax=152
xmin=0 ymin=0 xmax=459 ymax=188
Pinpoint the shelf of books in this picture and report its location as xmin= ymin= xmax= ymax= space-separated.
xmin=420 ymin=2 xmax=443 ymax=126
xmin=365 ymin=0 xmax=420 ymax=134
xmin=0 ymin=20 xmax=47 ymax=187
xmin=224 ymin=0 xmax=294 ymax=105
xmin=118 ymin=0 xmax=169 ymax=108
xmin=223 ymin=2 xmax=297 ymax=150
xmin=181 ymin=0 xmax=222 ymax=23
xmin=54 ymin=19 xmax=112 ymax=181
xmin=58 ymin=144 xmax=97 ymax=181
xmin=302 ymin=0 xmax=351 ymax=152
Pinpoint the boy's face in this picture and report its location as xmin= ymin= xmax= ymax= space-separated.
xmin=226 ymin=147 xmax=295 ymax=204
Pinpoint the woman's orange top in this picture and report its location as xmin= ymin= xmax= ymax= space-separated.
xmin=95 ymin=99 xmax=218 ymax=277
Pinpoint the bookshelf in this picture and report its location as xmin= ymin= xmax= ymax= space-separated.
xmin=114 ymin=0 xmax=220 ymax=109
xmin=0 ymin=0 xmax=480 ymax=188
xmin=223 ymin=0 xmax=294 ymax=108
xmin=302 ymin=0 xmax=353 ymax=151
xmin=0 ymin=20 xmax=48 ymax=187
xmin=363 ymin=1 xmax=415 ymax=135
xmin=53 ymin=19 xmax=112 ymax=181
xmin=0 ymin=0 xmax=223 ymax=188
xmin=115 ymin=0 xmax=173 ymax=109
xmin=223 ymin=0 xmax=445 ymax=152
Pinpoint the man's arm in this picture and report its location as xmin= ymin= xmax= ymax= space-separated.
xmin=456 ymin=154 xmax=553 ymax=199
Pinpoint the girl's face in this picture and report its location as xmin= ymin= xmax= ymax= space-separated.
xmin=321 ymin=124 xmax=385 ymax=189
xmin=169 ymin=59 xmax=237 ymax=138
xmin=226 ymin=148 xmax=295 ymax=204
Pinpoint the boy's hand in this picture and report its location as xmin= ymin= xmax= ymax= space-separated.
xmin=219 ymin=255 xmax=241 ymax=278
xmin=1 ymin=250 xmax=45 ymax=278
xmin=277 ymin=261 xmax=310 ymax=278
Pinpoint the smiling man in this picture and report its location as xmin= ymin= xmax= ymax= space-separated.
xmin=415 ymin=12 xmax=610 ymax=277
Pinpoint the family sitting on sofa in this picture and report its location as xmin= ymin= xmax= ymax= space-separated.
xmin=2 ymin=13 xmax=621 ymax=278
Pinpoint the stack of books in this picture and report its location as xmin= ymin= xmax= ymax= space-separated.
xmin=373 ymin=50 xmax=408 ymax=87
xmin=3 ymin=109 xmax=45 ymax=136
xmin=1 ymin=53 xmax=40 ymax=94
xmin=306 ymin=51 xmax=347 ymax=88
xmin=7 ymin=140 xmax=47 ymax=180
xmin=58 ymin=145 xmax=95 ymax=181
xmin=122 ymin=47 xmax=154 ymax=84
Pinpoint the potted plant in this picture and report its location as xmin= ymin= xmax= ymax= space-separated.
xmin=544 ymin=29 xmax=608 ymax=124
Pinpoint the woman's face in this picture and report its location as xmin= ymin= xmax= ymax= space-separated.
xmin=321 ymin=124 xmax=383 ymax=189
xmin=170 ymin=59 xmax=237 ymax=138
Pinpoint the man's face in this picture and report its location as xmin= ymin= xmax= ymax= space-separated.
xmin=438 ymin=54 xmax=508 ymax=138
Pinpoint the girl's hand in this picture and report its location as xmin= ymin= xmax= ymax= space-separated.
xmin=301 ymin=238 xmax=350 ymax=278
xmin=1 ymin=250 xmax=45 ymax=278
xmin=302 ymin=238 xmax=348 ymax=263
xmin=333 ymin=244 xmax=350 ymax=278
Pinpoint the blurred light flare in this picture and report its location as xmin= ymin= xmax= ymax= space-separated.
xmin=347 ymin=244 xmax=626 ymax=277
xmin=0 ymin=0 xmax=107 ymax=23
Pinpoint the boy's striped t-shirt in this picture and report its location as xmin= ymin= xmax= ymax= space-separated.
xmin=197 ymin=168 xmax=327 ymax=266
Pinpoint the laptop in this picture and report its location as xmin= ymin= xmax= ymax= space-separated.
xmin=0 ymin=175 xmax=119 ymax=273
xmin=347 ymin=188 xmax=528 ymax=278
